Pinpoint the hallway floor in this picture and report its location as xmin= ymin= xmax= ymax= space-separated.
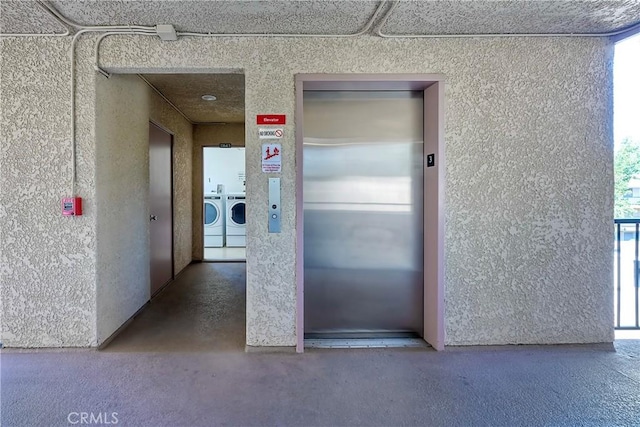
xmin=105 ymin=262 xmax=246 ymax=353
xmin=2 ymin=263 xmax=640 ymax=426
xmin=204 ymin=247 xmax=246 ymax=262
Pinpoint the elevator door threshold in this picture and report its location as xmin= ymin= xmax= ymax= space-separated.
xmin=304 ymin=338 xmax=429 ymax=349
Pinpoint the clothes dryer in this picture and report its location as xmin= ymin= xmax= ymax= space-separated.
xmin=204 ymin=194 xmax=225 ymax=247
xmin=225 ymin=194 xmax=246 ymax=247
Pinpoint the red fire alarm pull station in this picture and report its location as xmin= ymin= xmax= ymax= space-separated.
xmin=62 ymin=197 xmax=82 ymax=216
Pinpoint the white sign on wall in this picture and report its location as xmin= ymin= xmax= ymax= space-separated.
xmin=262 ymin=144 xmax=282 ymax=173
xmin=203 ymin=147 xmax=246 ymax=194
xmin=258 ymin=128 xmax=284 ymax=139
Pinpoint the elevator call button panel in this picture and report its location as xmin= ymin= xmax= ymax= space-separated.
xmin=268 ymin=178 xmax=281 ymax=233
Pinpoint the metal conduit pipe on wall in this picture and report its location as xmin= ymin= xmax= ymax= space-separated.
xmin=3 ymin=0 xmax=640 ymax=195
xmin=5 ymin=0 xmax=391 ymax=195
xmin=69 ymin=27 xmax=155 ymax=195
xmin=60 ymin=0 xmax=388 ymax=196
xmin=36 ymin=0 xmax=157 ymax=195
xmin=93 ymin=0 xmax=389 ymax=73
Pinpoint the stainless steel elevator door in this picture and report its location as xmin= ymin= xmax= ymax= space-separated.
xmin=303 ymin=91 xmax=424 ymax=338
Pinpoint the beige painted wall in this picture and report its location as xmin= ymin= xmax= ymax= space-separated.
xmin=192 ymin=124 xmax=245 ymax=260
xmin=95 ymin=75 xmax=151 ymax=343
xmin=1 ymin=34 xmax=614 ymax=348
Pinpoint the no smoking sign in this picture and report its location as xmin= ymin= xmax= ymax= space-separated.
xmin=258 ymin=127 xmax=284 ymax=139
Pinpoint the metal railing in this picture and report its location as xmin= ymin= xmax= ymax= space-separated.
xmin=614 ymin=219 xmax=640 ymax=329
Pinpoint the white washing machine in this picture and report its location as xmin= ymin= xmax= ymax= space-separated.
xmin=225 ymin=194 xmax=246 ymax=247
xmin=204 ymin=194 xmax=225 ymax=247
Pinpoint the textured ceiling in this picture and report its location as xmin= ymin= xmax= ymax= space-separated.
xmin=1 ymin=0 xmax=639 ymax=36
xmin=0 ymin=1 xmax=67 ymax=34
xmin=2 ymin=0 xmax=379 ymax=35
xmin=382 ymin=1 xmax=640 ymax=35
xmin=141 ymin=73 xmax=245 ymax=123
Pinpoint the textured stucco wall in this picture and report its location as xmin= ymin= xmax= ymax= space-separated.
xmin=192 ymin=124 xmax=245 ymax=260
xmin=0 ymin=35 xmax=193 ymax=346
xmin=1 ymin=38 xmax=96 ymax=347
xmin=95 ymin=74 xmax=193 ymax=344
xmin=99 ymin=35 xmax=613 ymax=347
xmin=1 ymin=34 xmax=614 ymax=347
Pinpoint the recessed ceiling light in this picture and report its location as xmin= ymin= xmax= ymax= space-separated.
xmin=201 ymin=94 xmax=217 ymax=101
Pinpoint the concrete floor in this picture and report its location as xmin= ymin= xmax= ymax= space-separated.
xmin=204 ymin=247 xmax=246 ymax=261
xmin=2 ymin=263 xmax=640 ymax=426
xmin=105 ymin=262 xmax=246 ymax=353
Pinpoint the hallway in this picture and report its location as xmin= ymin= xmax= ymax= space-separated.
xmin=105 ymin=262 xmax=246 ymax=353
xmin=2 ymin=263 xmax=640 ymax=426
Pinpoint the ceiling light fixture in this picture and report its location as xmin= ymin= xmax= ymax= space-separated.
xmin=201 ymin=94 xmax=217 ymax=101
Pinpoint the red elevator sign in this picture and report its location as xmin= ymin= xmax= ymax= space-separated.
xmin=257 ymin=115 xmax=286 ymax=125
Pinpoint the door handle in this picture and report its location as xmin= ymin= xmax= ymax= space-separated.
xmin=150 ymin=215 xmax=158 ymax=221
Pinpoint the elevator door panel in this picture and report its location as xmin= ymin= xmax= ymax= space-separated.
xmin=303 ymin=91 xmax=424 ymax=337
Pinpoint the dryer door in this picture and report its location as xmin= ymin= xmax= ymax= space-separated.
xmin=204 ymin=201 xmax=220 ymax=226
xmin=229 ymin=201 xmax=246 ymax=226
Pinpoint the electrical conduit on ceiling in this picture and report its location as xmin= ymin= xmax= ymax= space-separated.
xmin=173 ymin=0 xmax=387 ymax=39
xmin=3 ymin=0 xmax=640 ymax=196
xmin=90 ymin=1 xmax=390 ymax=125
xmin=2 ymin=0 xmax=391 ymax=196
xmin=3 ymin=0 xmax=156 ymax=195
xmin=0 ymin=1 xmax=69 ymax=37
xmin=38 ymin=0 xmax=156 ymax=196
xmin=93 ymin=0 xmax=389 ymax=76
xmin=136 ymin=74 xmax=194 ymax=125
xmin=375 ymin=0 xmax=640 ymax=40
xmin=4 ymin=0 xmax=639 ymax=41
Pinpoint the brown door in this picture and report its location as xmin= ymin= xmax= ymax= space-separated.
xmin=149 ymin=122 xmax=173 ymax=296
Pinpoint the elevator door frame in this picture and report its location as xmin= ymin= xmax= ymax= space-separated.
xmin=295 ymin=74 xmax=445 ymax=352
